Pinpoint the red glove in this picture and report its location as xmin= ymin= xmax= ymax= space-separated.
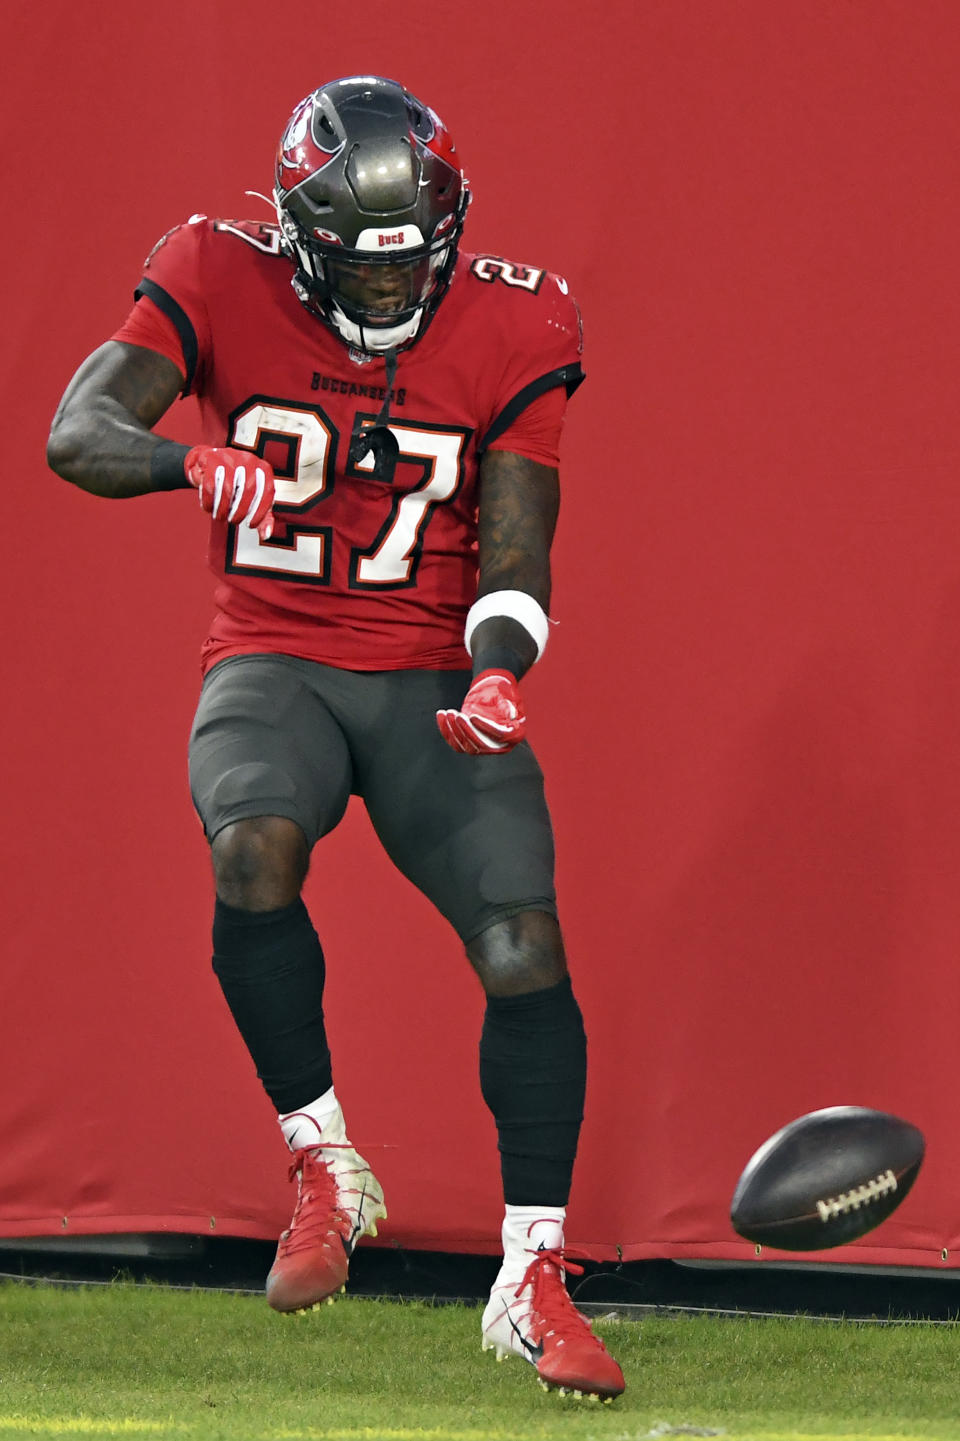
xmin=436 ymin=670 xmax=527 ymax=754
xmin=184 ymin=446 xmax=276 ymax=540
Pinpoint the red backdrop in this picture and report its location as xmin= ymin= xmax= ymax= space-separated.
xmin=4 ymin=0 xmax=960 ymax=1269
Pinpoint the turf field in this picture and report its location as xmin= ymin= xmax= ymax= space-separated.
xmin=0 ymin=1280 xmax=957 ymax=1441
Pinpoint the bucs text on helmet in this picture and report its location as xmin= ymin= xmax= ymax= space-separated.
xmin=274 ymin=76 xmax=470 ymax=354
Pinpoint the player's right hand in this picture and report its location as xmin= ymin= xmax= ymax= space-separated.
xmin=184 ymin=445 xmax=276 ymax=540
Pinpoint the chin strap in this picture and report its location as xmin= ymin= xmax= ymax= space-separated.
xmin=347 ymin=348 xmax=400 ymax=483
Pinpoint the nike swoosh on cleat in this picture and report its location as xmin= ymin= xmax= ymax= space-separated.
xmin=505 ymin=1304 xmax=544 ymax=1362
xmin=347 ymin=1178 xmax=369 ymax=1252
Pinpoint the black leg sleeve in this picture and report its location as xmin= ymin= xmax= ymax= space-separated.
xmin=479 ymin=976 xmax=587 ymax=1207
xmin=211 ymin=897 xmax=332 ymax=1114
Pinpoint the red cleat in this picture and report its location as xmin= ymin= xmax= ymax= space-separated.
xmin=481 ymin=1248 xmax=625 ymax=1400
xmin=265 ymin=1143 xmax=386 ymax=1313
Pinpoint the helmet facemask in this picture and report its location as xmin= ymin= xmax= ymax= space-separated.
xmin=278 ymin=210 xmax=465 ymax=353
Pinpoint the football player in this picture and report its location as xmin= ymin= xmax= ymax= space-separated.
xmin=47 ymin=75 xmax=624 ymax=1401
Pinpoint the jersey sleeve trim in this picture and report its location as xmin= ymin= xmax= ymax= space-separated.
xmin=134 ymin=277 xmax=199 ymax=395
xmin=478 ymin=363 xmax=585 ymax=454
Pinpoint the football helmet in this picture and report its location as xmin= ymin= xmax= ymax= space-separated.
xmin=274 ymin=76 xmax=470 ymax=353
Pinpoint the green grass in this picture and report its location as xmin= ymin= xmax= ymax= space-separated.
xmin=0 ymin=1280 xmax=957 ymax=1441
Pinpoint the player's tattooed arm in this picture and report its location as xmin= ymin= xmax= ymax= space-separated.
xmin=47 ymin=340 xmax=187 ymax=497
xmin=473 ymin=449 xmax=560 ymax=679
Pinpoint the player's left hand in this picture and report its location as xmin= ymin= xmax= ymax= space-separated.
xmin=436 ymin=670 xmax=527 ymax=754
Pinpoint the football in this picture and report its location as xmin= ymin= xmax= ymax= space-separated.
xmin=730 ymin=1105 xmax=924 ymax=1251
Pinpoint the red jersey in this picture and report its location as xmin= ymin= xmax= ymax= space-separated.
xmin=117 ymin=216 xmax=584 ymax=672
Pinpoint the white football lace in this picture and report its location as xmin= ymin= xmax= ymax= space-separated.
xmin=816 ymin=1169 xmax=897 ymax=1222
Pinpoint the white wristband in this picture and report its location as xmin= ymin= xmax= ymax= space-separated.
xmin=464 ymin=590 xmax=550 ymax=662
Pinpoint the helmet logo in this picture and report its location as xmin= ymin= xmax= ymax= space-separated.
xmin=277 ymin=95 xmax=344 ymax=193
xmin=313 ymin=227 xmax=342 ymax=244
xmin=378 ymin=232 xmax=407 ymax=247
xmin=280 ymin=101 xmax=310 ymax=154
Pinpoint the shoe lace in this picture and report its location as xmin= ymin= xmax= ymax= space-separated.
xmin=276 ymin=1146 xmax=352 ymax=1259
xmin=516 ymin=1247 xmax=603 ymax=1347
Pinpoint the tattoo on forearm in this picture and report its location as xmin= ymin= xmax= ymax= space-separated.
xmin=477 ymin=451 xmax=559 ymax=609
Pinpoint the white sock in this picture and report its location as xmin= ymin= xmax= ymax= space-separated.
xmin=278 ymin=1087 xmax=348 ymax=1151
xmin=500 ymin=1203 xmax=566 ymax=1273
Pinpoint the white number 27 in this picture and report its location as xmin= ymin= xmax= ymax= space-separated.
xmin=227 ymin=401 xmax=468 ymax=588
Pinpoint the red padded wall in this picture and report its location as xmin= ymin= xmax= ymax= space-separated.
xmin=5 ymin=0 xmax=960 ymax=1268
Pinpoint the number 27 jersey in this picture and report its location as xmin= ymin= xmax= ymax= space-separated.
xmin=125 ymin=216 xmax=584 ymax=673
